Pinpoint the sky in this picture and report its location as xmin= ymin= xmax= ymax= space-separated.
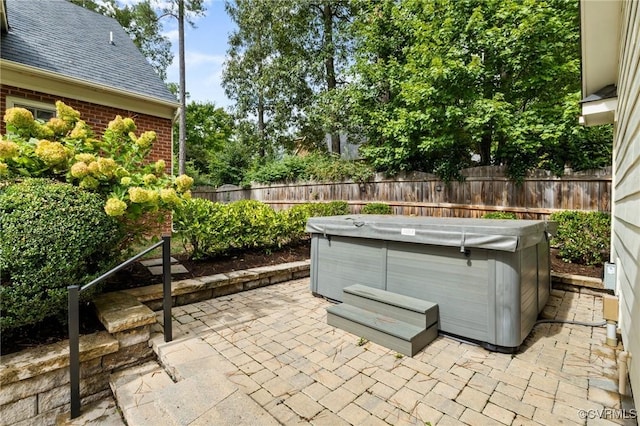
xmin=161 ymin=0 xmax=236 ymax=109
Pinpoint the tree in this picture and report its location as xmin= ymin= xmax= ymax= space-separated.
xmin=154 ymin=0 xmax=206 ymax=175
xmin=299 ymin=1 xmax=355 ymax=155
xmin=75 ymin=0 xmax=206 ymax=175
xmin=222 ymin=1 xmax=356 ymax=157
xmin=223 ymin=0 xmax=311 ymax=158
xmin=348 ymin=0 xmax=609 ymax=180
xmin=173 ymin=101 xmax=234 ymax=181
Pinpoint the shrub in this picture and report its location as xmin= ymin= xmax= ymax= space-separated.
xmin=175 ymin=199 xmax=350 ymax=259
xmin=362 ymin=202 xmax=393 ymax=214
xmin=550 ymin=210 xmax=610 ymax=266
xmin=1 ymin=101 xmax=192 ymax=242
xmin=225 ymin=200 xmax=281 ymax=249
xmin=482 ymin=211 xmax=517 ymax=219
xmin=0 ymin=179 xmax=122 ymax=332
xmin=319 ymin=200 xmax=350 ymax=216
xmin=172 ymin=197 xmax=222 ymax=259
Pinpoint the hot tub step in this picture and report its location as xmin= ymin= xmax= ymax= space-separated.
xmin=343 ymin=284 xmax=438 ymax=328
xmin=327 ymin=303 xmax=438 ymax=356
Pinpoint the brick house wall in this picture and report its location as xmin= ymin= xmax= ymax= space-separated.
xmin=1 ymin=85 xmax=174 ymax=235
xmin=1 ymin=85 xmax=173 ymax=167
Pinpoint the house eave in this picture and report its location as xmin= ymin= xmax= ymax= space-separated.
xmin=0 ymin=59 xmax=178 ymax=119
xmin=579 ymin=97 xmax=618 ymax=127
xmin=580 ymin=0 xmax=621 ymax=117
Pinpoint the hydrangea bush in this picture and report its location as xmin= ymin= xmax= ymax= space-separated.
xmin=1 ymin=101 xmax=193 ymax=224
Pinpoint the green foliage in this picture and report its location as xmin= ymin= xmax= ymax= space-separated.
xmin=174 ymin=101 xmax=234 ymax=183
xmin=223 ymin=0 xmax=355 ymax=156
xmin=0 ymin=179 xmax=122 ymax=332
xmin=482 ymin=211 xmax=517 ymax=220
xmin=174 ymin=199 xmax=283 ymax=259
xmin=321 ymin=200 xmax=350 ymax=216
xmin=245 ymin=155 xmax=312 ymax=184
xmin=174 ymin=199 xmax=349 ymax=259
xmin=362 ymin=202 xmax=393 ymax=215
xmin=1 ymin=102 xmax=192 ymax=242
xmin=344 ymin=0 xmax=610 ymax=181
xmin=244 ymin=153 xmax=374 ymax=185
xmin=550 ymin=210 xmax=611 ymax=266
xmin=209 ymin=139 xmax=253 ymax=186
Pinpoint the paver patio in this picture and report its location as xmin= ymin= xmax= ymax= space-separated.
xmin=149 ymin=278 xmax=636 ymax=426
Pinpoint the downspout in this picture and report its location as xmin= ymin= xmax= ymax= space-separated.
xmin=618 ymin=351 xmax=631 ymax=395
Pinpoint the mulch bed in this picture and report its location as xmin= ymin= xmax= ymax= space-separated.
xmin=550 ymin=248 xmax=603 ymax=278
xmin=106 ymin=240 xmax=312 ymax=291
xmin=1 ymin=241 xmax=602 ymax=356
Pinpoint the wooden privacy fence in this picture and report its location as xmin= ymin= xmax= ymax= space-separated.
xmin=192 ymin=166 xmax=612 ymax=220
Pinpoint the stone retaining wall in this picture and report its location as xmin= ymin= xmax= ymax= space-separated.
xmin=0 ymin=301 xmax=154 ymax=426
xmin=0 ymin=261 xmax=311 ymax=424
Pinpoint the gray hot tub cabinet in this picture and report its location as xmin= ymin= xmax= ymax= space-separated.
xmin=306 ymin=215 xmax=556 ymax=352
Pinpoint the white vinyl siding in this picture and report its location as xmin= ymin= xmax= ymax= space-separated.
xmin=612 ymin=0 xmax=640 ymax=405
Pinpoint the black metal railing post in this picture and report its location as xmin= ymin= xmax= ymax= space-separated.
xmin=68 ymin=285 xmax=81 ymax=419
xmin=162 ymin=235 xmax=173 ymax=342
xmin=67 ymin=238 xmax=171 ymax=419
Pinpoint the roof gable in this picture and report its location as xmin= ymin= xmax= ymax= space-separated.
xmin=0 ymin=0 xmax=176 ymax=105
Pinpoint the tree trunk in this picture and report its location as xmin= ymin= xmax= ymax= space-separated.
xmin=479 ymin=130 xmax=492 ymax=165
xmin=323 ymin=3 xmax=340 ymax=155
xmin=178 ymin=0 xmax=187 ymax=175
xmin=257 ymin=93 xmax=266 ymax=158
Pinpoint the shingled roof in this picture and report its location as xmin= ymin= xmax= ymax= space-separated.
xmin=0 ymin=0 xmax=177 ymax=104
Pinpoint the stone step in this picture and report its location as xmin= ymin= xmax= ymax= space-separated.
xmin=110 ymin=338 xmax=278 ymax=426
xmin=343 ymin=284 xmax=438 ymax=328
xmin=109 ymin=361 xmax=175 ymax=426
xmin=148 ymin=264 xmax=189 ymax=276
xmin=327 ymin=303 xmax=438 ymax=356
xmin=139 ymin=257 xmax=179 ymax=267
xmin=56 ymin=397 xmax=125 ymax=425
xmin=154 ymin=369 xmax=279 ymax=426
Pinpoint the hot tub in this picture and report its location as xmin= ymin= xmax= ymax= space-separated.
xmin=306 ymin=215 xmax=556 ymax=352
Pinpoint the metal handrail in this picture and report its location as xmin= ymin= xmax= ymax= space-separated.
xmin=68 ymin=235 xmax=173 ymax=419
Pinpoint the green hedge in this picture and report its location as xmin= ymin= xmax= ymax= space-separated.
xmin=0 ymin=179 xmax=122 ymax=332
xmin=550 ymin=210 xmax=610 ymax=266
xmin=174 ymin=199 xmax=349 ymax=259
xmin=362 ymin=202 xmax=393 ymax=214
xmin=482 ymin=211 xmax=517 ymax=219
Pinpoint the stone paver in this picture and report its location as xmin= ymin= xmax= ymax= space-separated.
xmin=99 ymin=278 xmax=635 ymax=426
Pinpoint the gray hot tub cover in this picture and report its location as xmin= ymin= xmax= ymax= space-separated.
xmin=306 ymin=215 xmax=557 ymax=252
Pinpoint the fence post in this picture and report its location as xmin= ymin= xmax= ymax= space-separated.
xmin=162 ymin=235 xmax=172 ymax=342
xmin=68 ymin=285 xmax=81 ymax=419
